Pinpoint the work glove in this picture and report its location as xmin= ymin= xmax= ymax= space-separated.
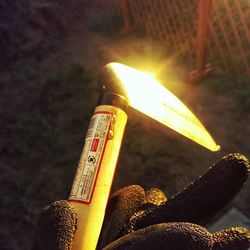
xmin=33 ymin=153 xmax=250 ymax=249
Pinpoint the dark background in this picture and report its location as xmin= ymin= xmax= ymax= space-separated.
xmin=0 ymin=1 xmax=249 ymax=249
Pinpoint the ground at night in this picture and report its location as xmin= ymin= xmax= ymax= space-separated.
xmin=0 ymin=6 xmax=250 ymax=250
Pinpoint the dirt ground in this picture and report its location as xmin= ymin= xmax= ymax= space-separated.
xmin=1 ymin=25 xmax=249 ymax=249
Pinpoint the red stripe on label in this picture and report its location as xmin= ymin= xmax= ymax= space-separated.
xmin=69 ymin=111 xmax=113 ymax=205
xmin=91 ymin=138 xmax=100 ymax=152
xmin=88 ymin=113 xmax=113 ymax=204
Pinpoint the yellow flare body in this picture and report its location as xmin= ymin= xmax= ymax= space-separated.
xmin=69 ymin=105 xmax=127 ymax=250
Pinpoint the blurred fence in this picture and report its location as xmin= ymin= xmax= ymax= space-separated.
xmin=208 ymin=0 xmax=250 ymax=83
xmin=98 ymin=0 xmax=250 ymax=84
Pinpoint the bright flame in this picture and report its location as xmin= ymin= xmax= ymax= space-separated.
xmin=110 ymin=62 xmax=220 ymax=152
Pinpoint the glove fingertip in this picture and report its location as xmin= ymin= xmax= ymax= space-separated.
xmin=146 ymin=188 xmax=167 ymax=206
xmin=33 ymin=200 xmax=77 ymax=250
xmin=170 ymin=153 xmax=249 ymax=225
xmin=212 ymin=227 xmax=250 ymax=250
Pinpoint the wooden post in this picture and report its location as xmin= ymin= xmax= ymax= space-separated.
xmin=120 ymin=0 xmax=133 ymax=34
xmin=187 ymin=0 xmax=213 ymax=83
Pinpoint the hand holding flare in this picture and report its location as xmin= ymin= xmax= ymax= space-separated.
xmin=36 ymin=63 xmax=222 ymax=250
xmin=68 ymin=62 xmax=220 ymax=249
xmin=33 ymin=154 xmax=250 ymax=249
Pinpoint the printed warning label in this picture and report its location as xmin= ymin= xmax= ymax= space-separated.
xmin=69 ymin=112 xmax=112 ymax=203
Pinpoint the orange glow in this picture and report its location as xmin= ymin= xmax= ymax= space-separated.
xmin=110 ymin=62 xmax=220 ymax=152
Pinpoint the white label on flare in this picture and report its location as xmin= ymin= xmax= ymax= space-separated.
xmin=69 ymin=112 xmax=112 ymax=204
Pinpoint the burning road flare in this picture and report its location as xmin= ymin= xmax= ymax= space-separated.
xmin=68 ymin=62 xmax=220 ymax=250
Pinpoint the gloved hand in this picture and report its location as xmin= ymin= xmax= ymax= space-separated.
xmin=33 ymin=153 xmax=250 ymax=250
